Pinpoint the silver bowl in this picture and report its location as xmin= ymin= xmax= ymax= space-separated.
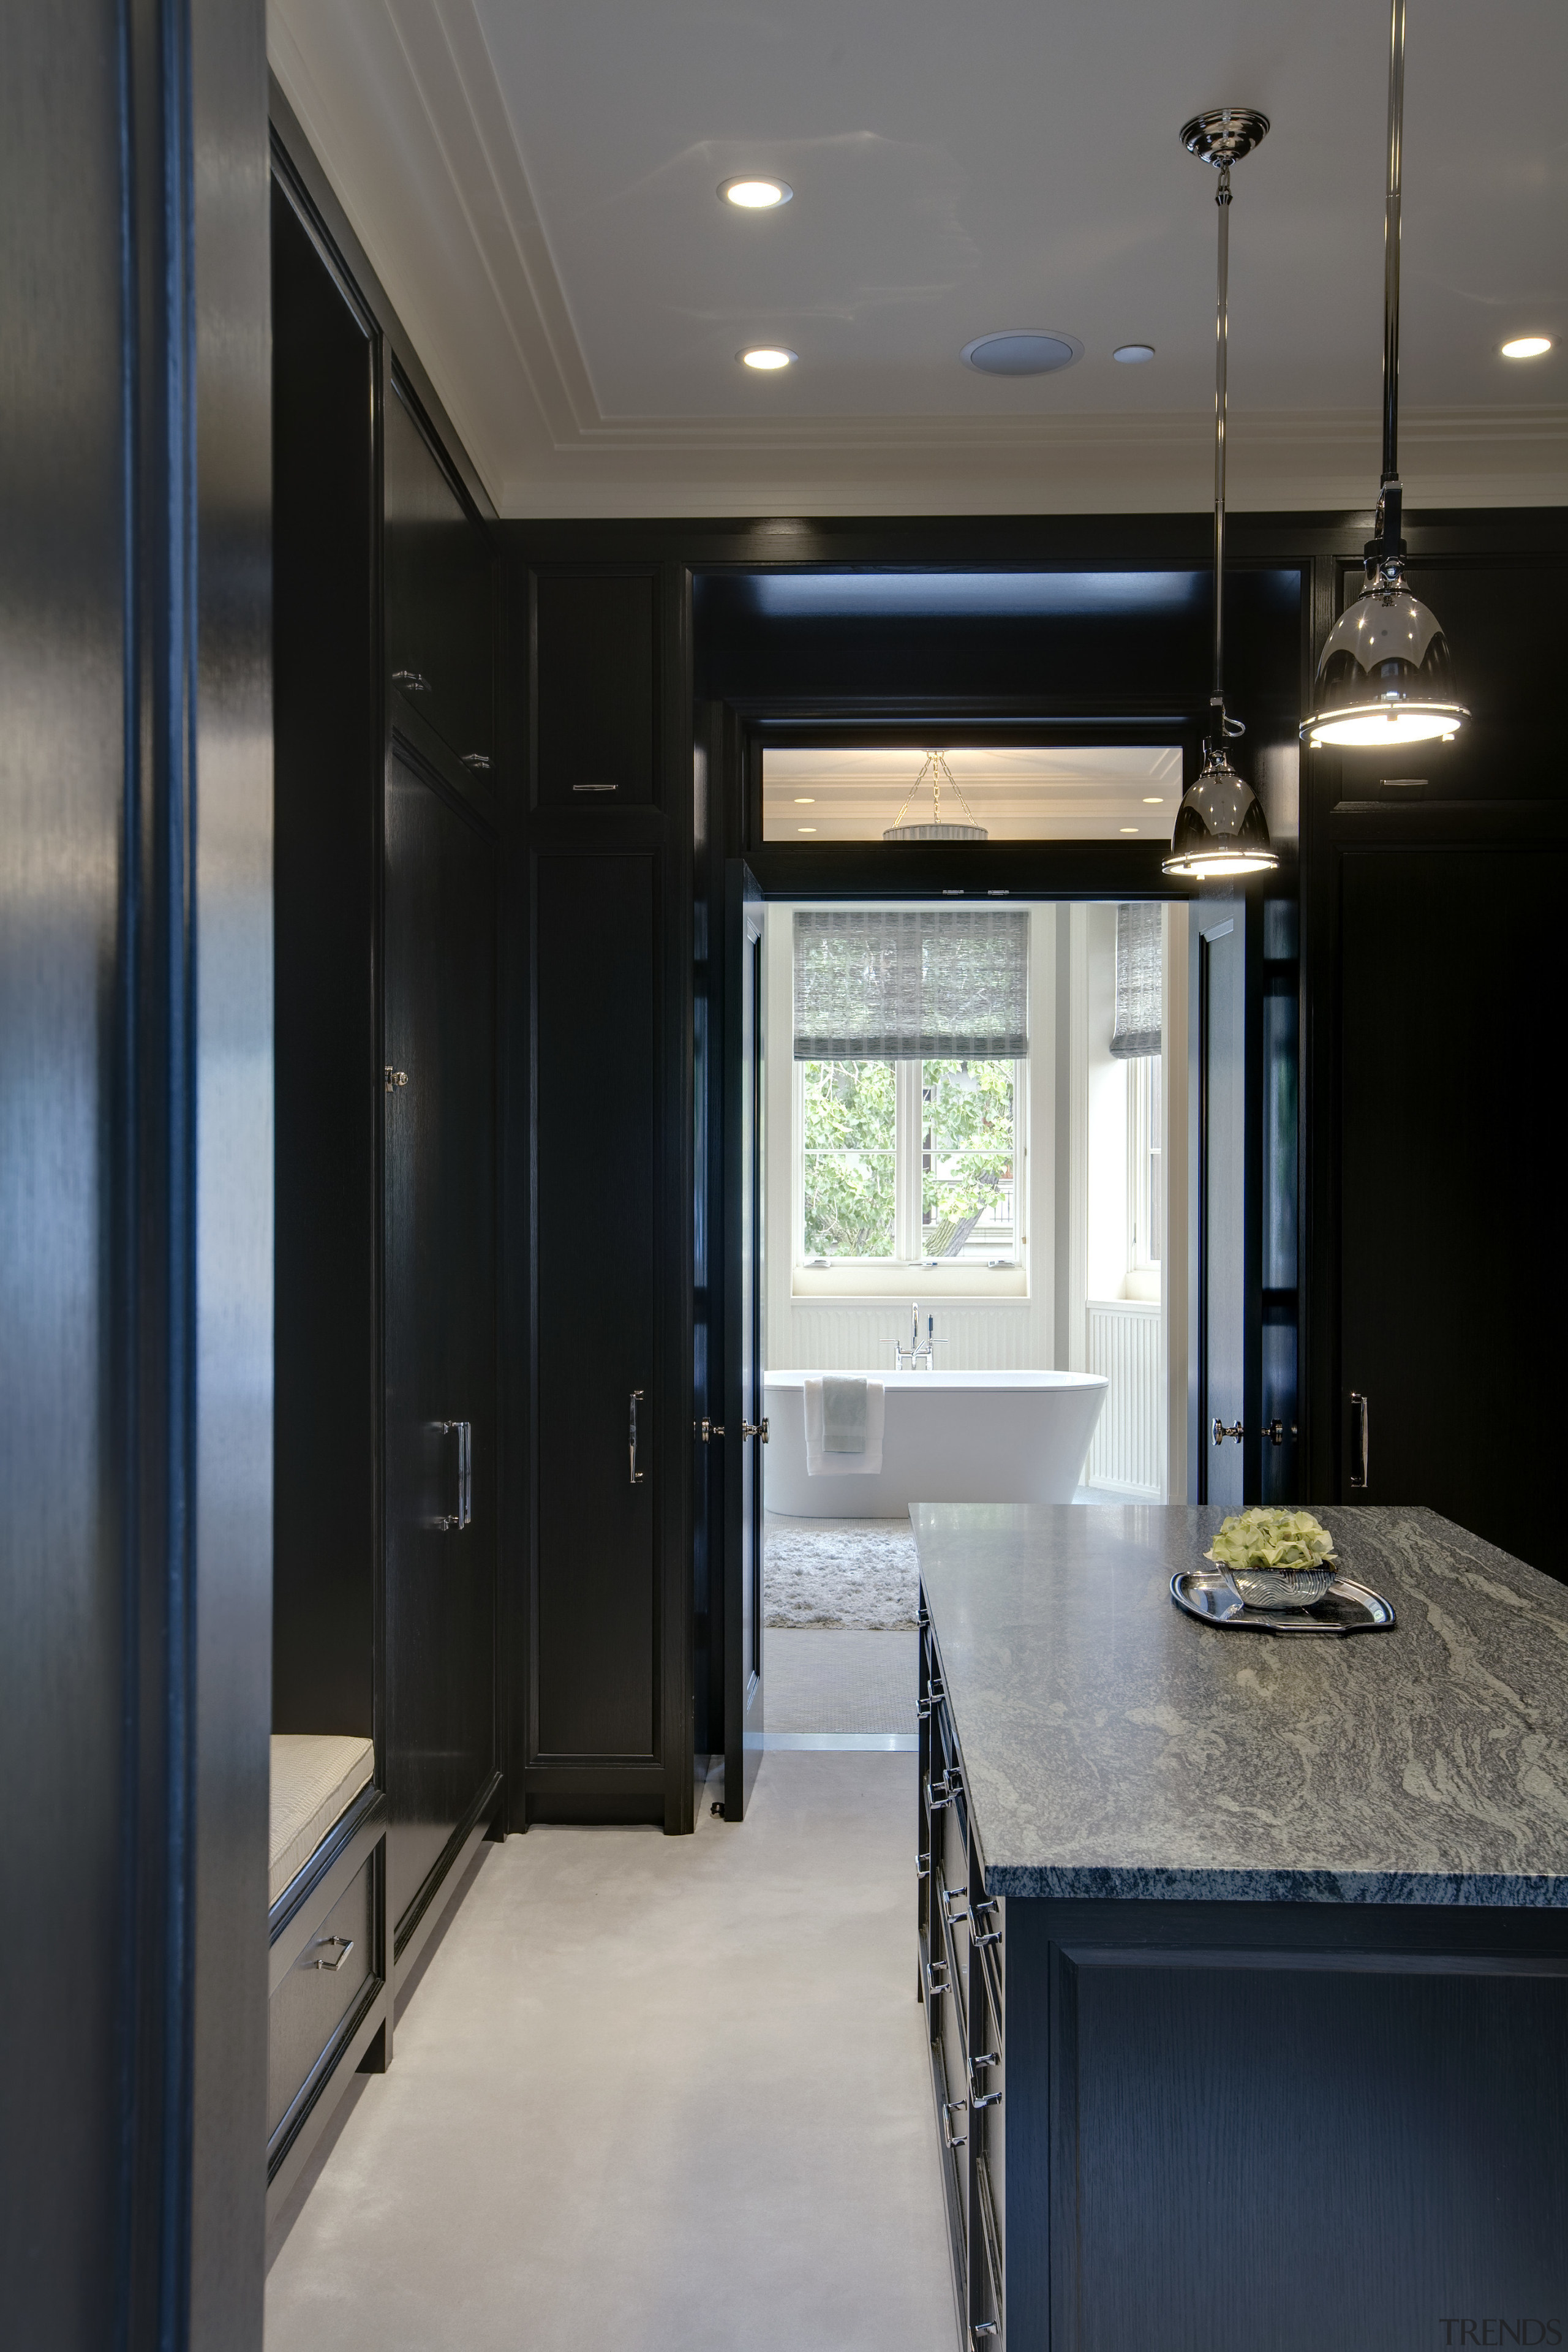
xmin=1216 ymin=1560 xmax=1339 ymax=1611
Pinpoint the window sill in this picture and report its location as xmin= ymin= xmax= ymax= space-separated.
xmin=792 ymin=1262 xmax=1029 ymax=1302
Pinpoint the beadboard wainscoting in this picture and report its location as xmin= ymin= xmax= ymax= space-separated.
xmin=1084 ymin=1297 xmax=1162 ymax=1494
xmin=775 ymin=1300 xmax=1041 ymax=1374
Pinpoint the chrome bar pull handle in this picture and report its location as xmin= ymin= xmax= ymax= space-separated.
xmin=941 ymin=2100 xmax=968 ymax=2150
xmin=630 ymin=1389 xmax=646 ymax=1486
xmin=309 ymin=1936 xmax=354 ymax=1973
xmin=1350 ymin=1391 xmax=1370 ymax=1490
xmin=433 ymin=1421 xmax=472 ymax=1529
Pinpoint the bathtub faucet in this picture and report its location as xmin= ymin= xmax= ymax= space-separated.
xmin=894 ymin=1301 xmax=935 ymax=1373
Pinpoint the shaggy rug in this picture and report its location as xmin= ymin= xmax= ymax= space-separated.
xmin=763 ymin=1513 xmax=921 ymax=1631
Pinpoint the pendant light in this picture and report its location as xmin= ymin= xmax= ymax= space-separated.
xmin=1301 ymin=0 xmax=1468 ymax=750
xmin=883 ymin=750 xmax=988 ymax=842
xmin=1164 ymin=109 xmax=1278 ymax=881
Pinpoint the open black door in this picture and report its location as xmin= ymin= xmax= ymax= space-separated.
xmin=723 ymin=862 xmax=766 ymax=1818
xmin=1196 ymin=906 xmax=1250 ymax=1507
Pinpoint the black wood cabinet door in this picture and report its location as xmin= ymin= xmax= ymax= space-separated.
xmin=385 ymin=383 xmax=494 ymax=774
xmin=509 ymin=558 xmax=693 ymax=1831
xmin=383 ymin=749 xmax=499 ymax=1934
xmin=1338 ymin=836 xmax=1565 ymax=1574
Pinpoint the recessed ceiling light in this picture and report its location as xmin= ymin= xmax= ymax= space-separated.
xmin=1501 ymin=335 xmax=1552 ymax=360
xmin=794 ymin=797 xmax=815 ymax=804
xmin=960 ymin=331 xmax=1082 ymax=377
xmin=720 ymin=177 xmax=793 ymax=209
xmin=740 ymin=346 xmax=797 ymax=371
xmin=1119 ymin=826 xmax=1139 ymax=833
xmin=1142 ymin=796 xmax=1165 ymax=804
xmin=1114 ymin=344 xmax=1156 ymax=364
xmin=797 ymin=825 xmax=817 ymax=833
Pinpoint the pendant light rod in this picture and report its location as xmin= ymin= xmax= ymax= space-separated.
xmin=1212 ymin=162 xmax=1232 ymax=732
xmin=1378 ymin=0 xmax=1407 ymax=561
xmin=1180 ymin=107 xmax=1269 ymax=745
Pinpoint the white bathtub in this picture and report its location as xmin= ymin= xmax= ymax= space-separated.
xmin=761 ymin=1370 xmax=1109 ymax=1518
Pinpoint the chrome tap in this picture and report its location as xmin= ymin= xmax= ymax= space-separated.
xmin=894 ymin=1301 xmax=936 ymax=1372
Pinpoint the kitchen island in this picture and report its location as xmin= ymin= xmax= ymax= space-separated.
xmin=914 ymin=1503 xmax=1568 ymax=2352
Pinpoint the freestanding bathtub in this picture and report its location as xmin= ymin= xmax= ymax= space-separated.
xmin=762 ymin=1370 xmax=1109 ymax=1518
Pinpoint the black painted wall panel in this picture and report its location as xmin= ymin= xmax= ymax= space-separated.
xmin=270 ymin=180 xmax=377 ymax=1741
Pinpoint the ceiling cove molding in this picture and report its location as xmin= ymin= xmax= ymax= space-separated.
xmin=497 ymin=407 xmax=1567 ymax=521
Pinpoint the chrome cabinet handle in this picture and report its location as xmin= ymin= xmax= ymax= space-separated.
xmin=926 ymin=1773 xmax=959 ymax=1812
xmin=1212 ymin=1418 xmax=1243 ymax=1446
xmin=630 ymin=1389 xmax=645 ymax=1486
xmin=972 ymin=2324 xmax=998 ymax=2340
xmin=433 ymin=1420 xmax=471 ymax=1530
xmin=309 ymin=1936 xmax=353 ymax=1973
xmin=941 ymin=2100 xmax=968 ymax=2150
xmin=392 ymin=668 xmax=431 ymax=694
xmin=1350 ymin=1391 xmax=1370 ymax=1490
xmin=461 ymin=752 xmax=491 ymax=772
xmin=741 ymin=1418 xmax=769 ymax=1442
xmin=922 ymin=1955 xmax=949 ymax=2002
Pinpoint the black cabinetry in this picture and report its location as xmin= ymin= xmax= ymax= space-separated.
xmin=383 ymin=745 xmax=500 ymax=1940
xmin=385 ymin=380 xmax=494 ymax=774
xmin=506 ymin=559 xmax=693 ymax=1830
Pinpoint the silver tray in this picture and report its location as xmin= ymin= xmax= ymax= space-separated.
xmin=1170 ymin=1570 xmax=1395 ymax=1637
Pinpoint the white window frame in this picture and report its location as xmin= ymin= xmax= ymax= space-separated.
xmin=1126 ymin=1054 xmax=1162 ymax=1278
xmin=793 ymin=1053 xmax=1028 ymax=1299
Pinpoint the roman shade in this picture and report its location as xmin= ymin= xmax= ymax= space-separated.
xmin=1110 ymin=902 xmax=1163 ymax=1059
xmin=793 ymin=910 xmax=1028 ymax=1061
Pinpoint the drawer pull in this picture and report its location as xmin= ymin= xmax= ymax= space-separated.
xmin=941 ymin=2100 xmax=968 ymax=2150
xmin=923 ymin=1956 xmax=949 ymax=2001
xmin=916 ymin=1854 xmax=930 ymax=1880
xmin=392 ymin=668 xmax=432 ymax=695
xmin=972 ymin=2325 xmax=999 ymax=2340
xmin=926 ymin=1772 xmax=960 ymax=1812
xmin=309 ymin=1936 xmax=354 ymax=1973
xmin=971 ymin=2087 xmax=1003 ymax=2109
xmin=941 ymin=1887 xmax=970 ymax=1925
xmin=461 ymin=752 xmax=491 ymax=772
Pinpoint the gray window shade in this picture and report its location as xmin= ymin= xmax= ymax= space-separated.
xmin=1110 ymin=902 xmax=1163 ymax=1060
xmin=793 ymin=910 xmax=1028 ymax=1061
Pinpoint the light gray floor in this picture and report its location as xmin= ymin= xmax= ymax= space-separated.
xmin=766 ymin=1629 xmax=917 ymax=1733
xmin=266 ymin=1754 xmax=957 ymax=2352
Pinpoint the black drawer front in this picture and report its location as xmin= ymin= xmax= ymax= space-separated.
xmin=267 ymin=1855 xmax=374 ymax=2143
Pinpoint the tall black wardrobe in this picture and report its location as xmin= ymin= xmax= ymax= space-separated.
xmin=269 ymin=108 xmax=500 ymax=2215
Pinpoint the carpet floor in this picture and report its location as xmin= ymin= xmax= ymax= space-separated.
xmin=763 ymin=1513 xmax=920 ymax=1630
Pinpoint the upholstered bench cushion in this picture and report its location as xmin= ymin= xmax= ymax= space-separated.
xmin=269 ymin=1733 xmax=375 ymax=1905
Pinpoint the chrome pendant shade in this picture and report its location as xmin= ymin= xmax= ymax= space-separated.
xmin=1302 ymin=582 xmax=1465 ymax=747
xmin=1164 ymin=107 xmax=1278 ymax=880
xmin=1302 ymin=0 xmax=1468 ymax=751
xmin=1164 ymin=749 xmax=1275 ymax=880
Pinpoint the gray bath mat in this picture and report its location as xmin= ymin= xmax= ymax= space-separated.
xmin=763 ymin=1513 xmax=920 ymax=1631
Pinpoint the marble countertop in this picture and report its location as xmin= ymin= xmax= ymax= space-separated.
xmin=912 ymin=1503 xmax=1568 ymax=1905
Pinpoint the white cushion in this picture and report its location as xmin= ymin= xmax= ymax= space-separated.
xmin=269 ymin=1733 xmax=375 ymax=1905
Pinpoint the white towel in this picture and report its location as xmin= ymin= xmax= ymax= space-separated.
xmin=804 ymin=1377 xmax=885 ymax=1476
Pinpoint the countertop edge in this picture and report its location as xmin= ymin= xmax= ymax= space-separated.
xmin=986 ymin=1863 xmax=1568 ymax=1907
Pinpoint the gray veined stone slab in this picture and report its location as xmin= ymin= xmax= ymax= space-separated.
xmin=911 ymin=1502 xmax=1568 ymax=1905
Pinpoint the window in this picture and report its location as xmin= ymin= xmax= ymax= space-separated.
xmin=799 ymin=1057 xmax=1022 ymax=1274
xmin=1127 ymin=1054 xmax=1162 ymax=1273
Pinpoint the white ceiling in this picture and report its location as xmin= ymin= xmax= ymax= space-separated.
xmin=268 ymin=0 xmax=1567 ymax=517
xmin=763 ymin=745 xmax=1187 ymax=840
